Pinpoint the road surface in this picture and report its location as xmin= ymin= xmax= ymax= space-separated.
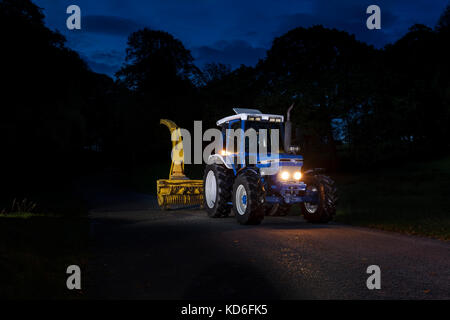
xmin=82 ymin=185 xmax=450 ymax=300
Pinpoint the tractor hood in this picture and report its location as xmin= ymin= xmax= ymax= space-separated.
xmin=257 ymin=153 xmax=303 ymax=176
xmin=258 ymin=153 xmax=303 ymax=163
xmin=257 ymin=153 xmax=303 ymax=168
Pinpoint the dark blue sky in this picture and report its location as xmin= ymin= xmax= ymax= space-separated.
xmin=34 ymin=0 xmax=448 ymax=77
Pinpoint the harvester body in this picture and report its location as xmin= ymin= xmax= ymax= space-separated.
xmin=156 ymin=119 xmax=203 ymax=209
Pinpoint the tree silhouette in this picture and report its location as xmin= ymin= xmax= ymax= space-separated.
xmin=114 ymin=28 xmax=204 ymax=165
xmin=0 ymin=0 xmax=115 ymax=193
xmin=116 ymin=28 xmax=198 ymax=95
xmin=436 ymin=3 xmax=450 ymax=31
xmin=256 ymin=25 xmax=377 ymax=169
xmin=197 ymin=63 xmax=232 ymax=85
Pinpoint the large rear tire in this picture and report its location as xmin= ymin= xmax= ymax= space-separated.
xmin=232 ymin=170 xmax=265 ymax=225
xmin=301 ymin=173 xmax=337 ymax=223
xmin=203 ymin=164 xmax=233 ymax=218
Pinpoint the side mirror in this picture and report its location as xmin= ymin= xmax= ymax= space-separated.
xmin=289 ymin=145 xmax=300 ymax=154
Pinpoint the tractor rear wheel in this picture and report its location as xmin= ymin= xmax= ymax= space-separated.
xmin=301 ymin=173 xmax=337 ymax=223
xmin=203 ymin=164 xmax=233 ymax=218
xmin=232 ymin=170 xmax=265 ymax=225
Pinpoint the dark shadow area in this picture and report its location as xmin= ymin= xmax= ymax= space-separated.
xmin=259 ymin=221 xmax=333 ymax=231
xmin=0 ymin=217 xmax=89 ymax=299
xmin=182 ymin=262 xmax=280 ymax=300
xmin=84 ymin=213 xmax=284 ymax=299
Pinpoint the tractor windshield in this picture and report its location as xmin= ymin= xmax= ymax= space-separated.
xmin=244 ymin=121 xmax=284 ymax=154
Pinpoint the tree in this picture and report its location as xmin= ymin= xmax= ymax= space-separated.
xmin=436 ymin=4 xmax=450 ymax=31
xmin=116 ymin=28 xmax=198 ymax=95
xmin=259 ymin=25 xmax=377 ymax=169
xmin=382 ymin=24 xmax=447 ymax=156
xmin=198 ymin=63 xmax=232 ymax=85
xmin=115 ymin=29 xmax=203 ymax=164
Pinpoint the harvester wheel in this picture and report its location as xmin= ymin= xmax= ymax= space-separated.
xmin=203 ymin=164 xmax=233 ymax=217
xmin=301 ymin=173 xmax=337 ymax=223
xmin=232 ymin=170 xmax=265 ymax=225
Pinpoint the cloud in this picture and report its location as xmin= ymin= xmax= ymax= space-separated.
xmin=192 ymin=40 xmax=267 ymax=68
xmin=83 ymin=15 xmax=146 ymax=36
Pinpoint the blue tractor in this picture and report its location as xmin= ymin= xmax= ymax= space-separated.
xmin=203 ymin=107 xmax=337 ymax=225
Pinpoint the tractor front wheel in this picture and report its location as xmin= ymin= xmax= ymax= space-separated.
xmin=232 ymin=170 xmax=265 ymax=225
xmin=203 ymin=164 xmax=233 ymax=218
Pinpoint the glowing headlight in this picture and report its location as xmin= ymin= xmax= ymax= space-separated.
xmin=220 ymin=150 xmax=231 ymax=156
xmin=280 ymin=171 xmax=290 ymax=180
xmin=293 ymin=171 xmax=302 ymax=180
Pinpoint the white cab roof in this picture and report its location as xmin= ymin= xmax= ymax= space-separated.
xmin=217 ymin=108 xmax=284 ymax=126
xmin=233 ymin=108 xmax=262 ymax=114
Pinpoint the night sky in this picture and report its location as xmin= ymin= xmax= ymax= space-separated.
xmin=33 ymin=0 xmax=448 ymax=77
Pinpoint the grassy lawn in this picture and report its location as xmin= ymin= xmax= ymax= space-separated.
xmin=334 ymin=156 xmax=450 ymax=240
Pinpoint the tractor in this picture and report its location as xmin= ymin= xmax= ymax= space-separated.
xmin=203 ymin=107 xmax=337 ymax=225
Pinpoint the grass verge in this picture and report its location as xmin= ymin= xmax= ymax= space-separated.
xmin=0 ymin=185 xmax=89 ymax=298
xmin=0 ymin=217 xmax=89 ymax=299
xmin=334 ymin=156 xmax=450 ymax=240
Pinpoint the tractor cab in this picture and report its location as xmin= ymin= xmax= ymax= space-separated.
xmin=215 ymin=108 xmax=304 ymax=176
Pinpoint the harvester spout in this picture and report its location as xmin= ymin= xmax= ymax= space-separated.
xmin=160 ymin=119 xmax=187 ymax=180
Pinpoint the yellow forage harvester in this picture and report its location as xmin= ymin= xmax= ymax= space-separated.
xmin=157 ymin=119 xmax=204 ymax=209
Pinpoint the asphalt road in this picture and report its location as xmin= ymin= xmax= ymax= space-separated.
xmin=82 ymin=187 xmax=450 ymax=300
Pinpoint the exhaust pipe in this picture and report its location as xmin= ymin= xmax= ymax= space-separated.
xmin=284 ymin=103 xmax=294 ymax=152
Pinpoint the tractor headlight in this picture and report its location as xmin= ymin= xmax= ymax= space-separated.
xmin=280 ymin=171 xmax=290 ymax=180
xmin=293 ymin=171 xmax=302 ymax=180
xmin=220 ymin=150 xmax=232 ymax=156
